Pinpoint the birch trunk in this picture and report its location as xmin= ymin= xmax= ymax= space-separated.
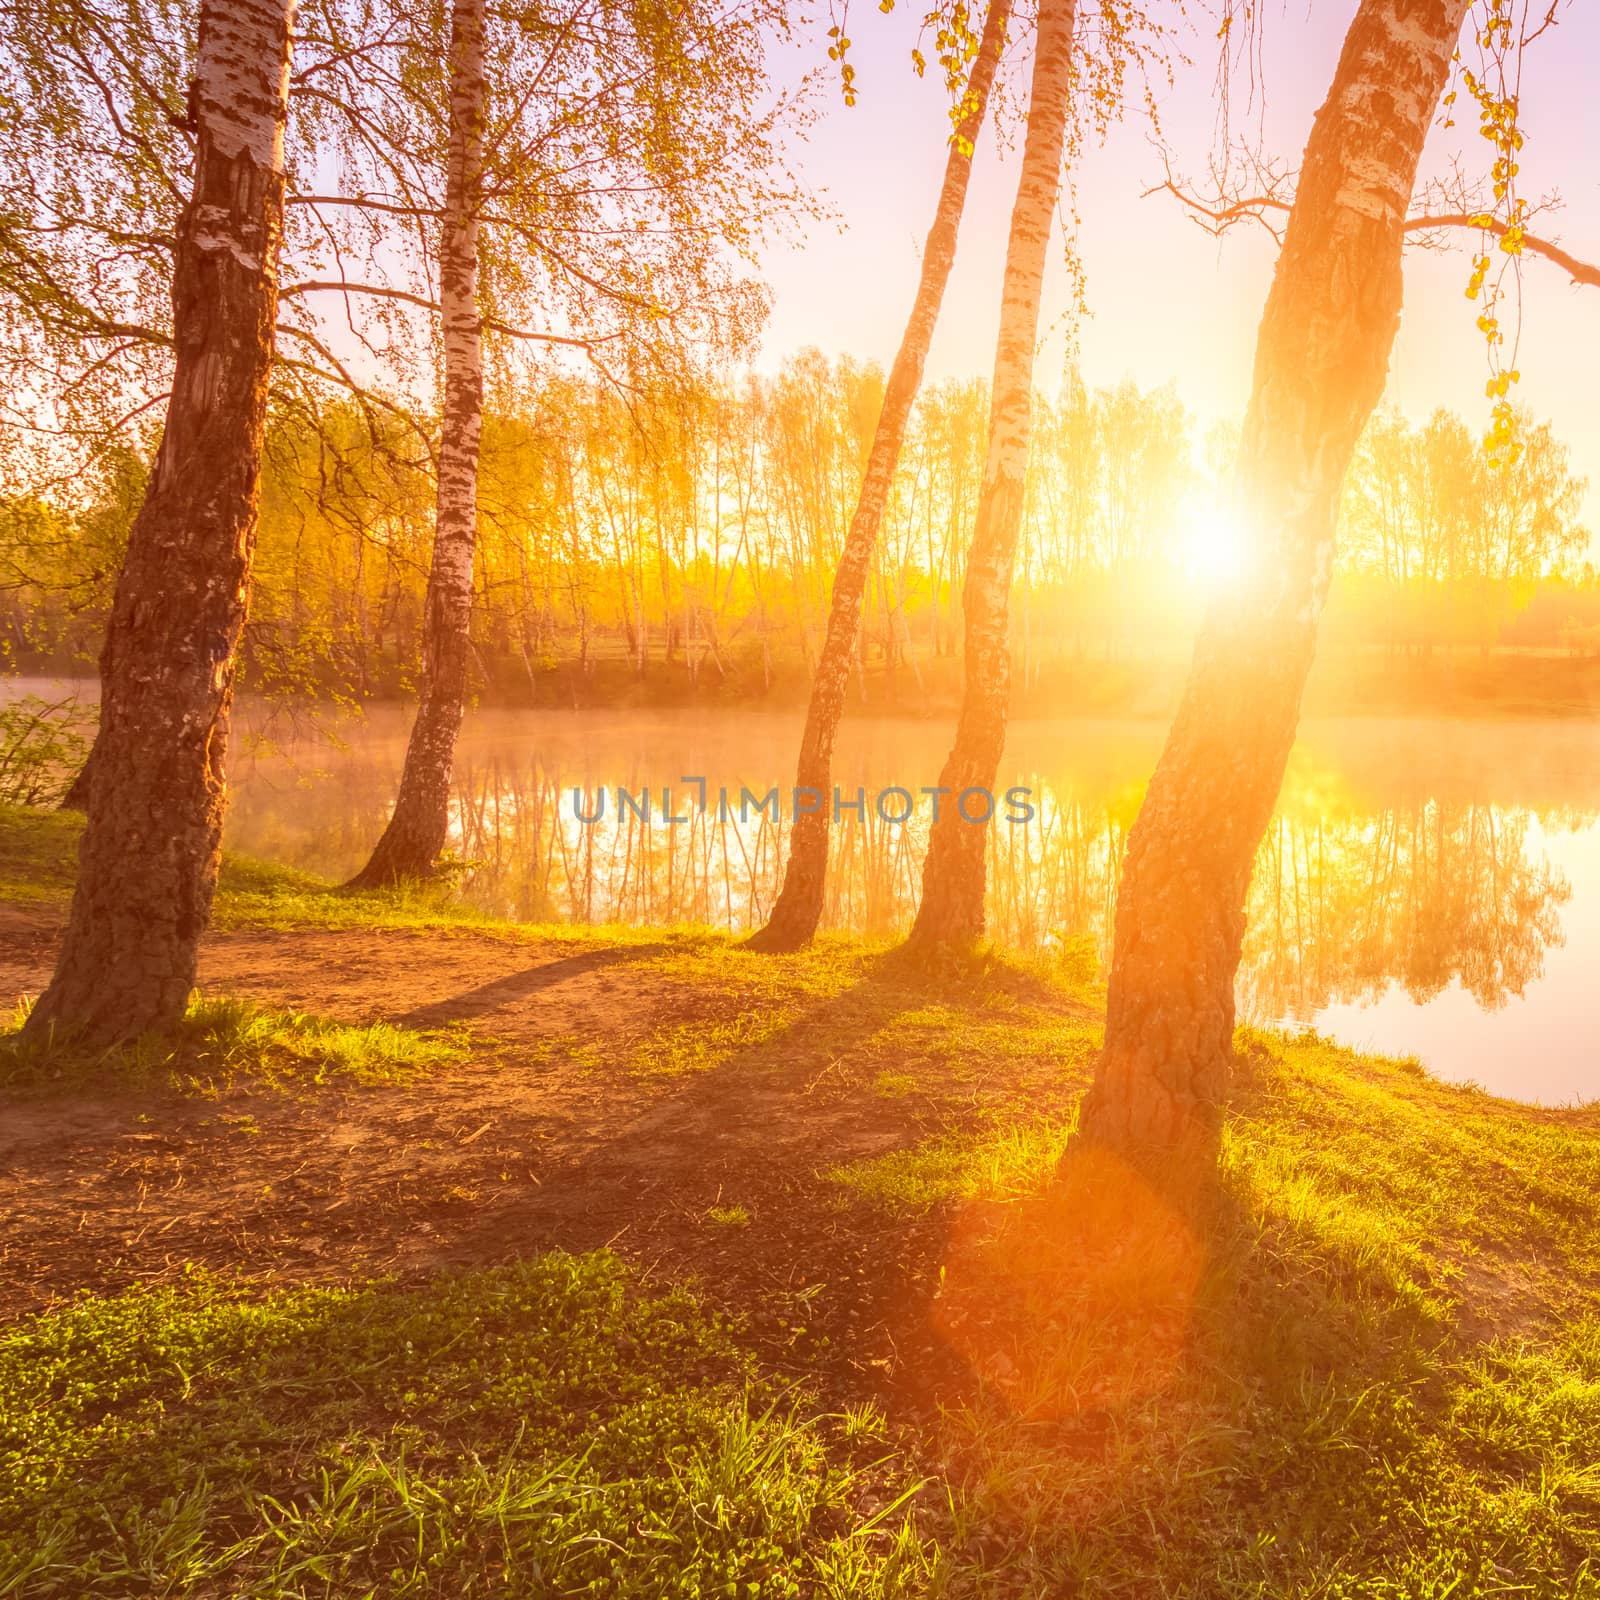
xmin=22 ymin=0 xmax=293 ymax=1046
xmin=906 ymin=0 xmax=1077 ymax=952
xmin=745 ymin=0 xmax=1012 ymax=953
xmin=348 ymin=0 xmax=486 ymax=887
xmin=1077 ymin=0 xmax=1472 ymax=1168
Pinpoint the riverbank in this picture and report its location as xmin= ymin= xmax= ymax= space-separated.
xmin=2 ymin=804 xmax=1600 ymax=1594
xmin=354 ymin=643 xmax=1600 ymax=720
xmin=13 ymin=644 xmax=1600 ymax=723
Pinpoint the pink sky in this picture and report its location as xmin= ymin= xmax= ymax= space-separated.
xmin=756 ymin=1 xmax=1600 ymax=538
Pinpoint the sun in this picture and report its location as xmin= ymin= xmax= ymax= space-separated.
xmin=1180 ymin=501 xmax=1254 ymax=586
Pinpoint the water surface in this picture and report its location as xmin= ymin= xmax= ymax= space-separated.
xmin=219 ymin=707 xmax=1600 ymax=1106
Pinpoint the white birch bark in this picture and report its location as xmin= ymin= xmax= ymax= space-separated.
xmin=746 ymin=0 xmax=1015 ymax=952
xmin=349 ymin=0 xmax=486 ymax=885
xmin=25 ymin=0 xmax=295 ymax=1044
xmin=1079 ymin=0 xmax=1474 ymax=1169
xmin=908 ymin=0 xmax=1079 ymax=950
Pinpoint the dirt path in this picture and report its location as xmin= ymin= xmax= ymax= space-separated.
xmin=0 ymin=909 xmax=992 ymax=1404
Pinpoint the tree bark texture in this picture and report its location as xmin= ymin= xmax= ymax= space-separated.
xmin=58 ymin=741 xmax=98 ymax=812
xmin=348 ymin=0 xmax=486 ymax=888
xmin=22 ymin=0 xmax=294 ymax=1046
xmin=907 ymin=0 xmax=1078 ymax=953
xmin=746 ymin=0 xmax=1013 ymax=953
xmin=1077 ymin=0 xmax=1472 ymax=1165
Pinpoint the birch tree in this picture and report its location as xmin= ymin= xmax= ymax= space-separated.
xmin=1076 ymin=0 xmax=1475 ymax=1168
xmin=345 ymin=0 xmax=485 ymax=886
xmin=22 ymin=0 xmax=295 ymax=1045
xmin=327 ymin=0 xmax=789 ymax=882
xmin=746 ymin=0 xmax=1014 ymax=951
xmin=906 ymin=0 xmax=1079 ymax=951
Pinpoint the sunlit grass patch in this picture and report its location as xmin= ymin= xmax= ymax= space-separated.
xmin=221 ymin=853 xmax=744 ymax=959
xmin=215 ymin=853 xmax=542 ymax=939
xmin=0 ymin=1252 xmax=933 ymax=1599
xmin=827 ymin=1116 xmax=1075 ymax=1215
xmin=0 ymin=993 xmax=468 ymax=1095
xmin=636 ymin=928 xmax=876 ymax=997
xmin=627 ymin=1009 xmax=797 ymax=1079
xmin=216 ymin=846 xmax=731 ymax=952
xmin=0 ymin=802 xmax=80 ymax=903
xmin=873 ymin=1000 xmax=1099 ymax=1079
xmin=1228 ymin=1030 xmax=1600 ymax=1327
xmin=873 ymin=1070 xmax=918 ymax=1098
xmin=918 ymin=1128 xmax=1600 ymax=1596
xmin=618 ymin=951 xmax=1098 ymax=1099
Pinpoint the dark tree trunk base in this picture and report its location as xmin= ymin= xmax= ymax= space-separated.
xmin=58 ymin=740 xmax=98 ymax=812
xmin=904 ymin=815 xmax=988 ymax=955
xmin=746 ymin=815 xmax=828 ymax=951
xmin=1073 ymin=1047 xmax=1228 ymax=1191
xmin=344 ymin=806 xmax=448 ymax=890
xmin=20 ymin=0 xmax=293 ymax=1050
xmin=742 ymin=915 xmax=811 ymax=955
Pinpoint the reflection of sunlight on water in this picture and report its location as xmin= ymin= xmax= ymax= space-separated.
xmin=220 ymin=708 xmax=1600 ymax=1102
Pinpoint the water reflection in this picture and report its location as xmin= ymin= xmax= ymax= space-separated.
xmin=222 ymin=710 xmax=1600 ymax=1102
xmin=439 ymin=762 xmax=1578 ymax=1026
xmin=1243 ymin=801 xmax=1572 ymax=1023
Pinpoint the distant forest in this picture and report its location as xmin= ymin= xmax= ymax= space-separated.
xmin=2 ymin=355 xmax=1592 ymax=707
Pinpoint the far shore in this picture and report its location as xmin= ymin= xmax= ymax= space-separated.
xmin=9 ymin=644 xmax=1600 ymax=723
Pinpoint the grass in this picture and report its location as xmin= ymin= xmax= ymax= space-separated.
xmin=0 ymin=802 xmax=687 ymax=945
xmin=617 ymin=937 xmax=1099 ymax=1090
xmin=829 ymin=1033 xmax=1600 ymax=1595
xmin=826 ymin=1116 xmax=1078 ymax=1214
xmin=0 ymin=1252 xmax=932 ymax=1598
xmin=0 ymin=804 xmax=80 ymax=905
xmin=0 ymin=994 xmax=469 ymax=1096
xmin=7 ymin=801 xmax=1600 ymax=1592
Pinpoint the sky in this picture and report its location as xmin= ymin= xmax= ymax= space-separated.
xmin=753 ymin=1 xmax=1600 ymax=537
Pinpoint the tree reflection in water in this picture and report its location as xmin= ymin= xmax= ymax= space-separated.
xmin=433 ymin=747 xmax=1582 ymax=1026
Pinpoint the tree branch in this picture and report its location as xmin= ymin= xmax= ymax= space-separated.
xmin=1149 ymin=178 xmax=1599 ymax=290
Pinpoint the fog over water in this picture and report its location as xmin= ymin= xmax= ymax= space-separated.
xmin=218 ymin=705 xmax=1600 ymax=1107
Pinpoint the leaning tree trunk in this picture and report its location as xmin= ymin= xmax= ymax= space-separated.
xmin=347 ymin=0 xmax=485 ymax=888
xmin=21 ymin=0 xmax=294 ymax=1048
xmin=1076 ymin=0 xmax=1472 ymax=1167
xmin=745 ymin=0 xmax=1013 ymax=953
xmin=906 ymin=0 xmax=1077 ymax=953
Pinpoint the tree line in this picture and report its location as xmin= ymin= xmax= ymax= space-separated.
xmin=2 ymin=367 xmax=1587 ymax=698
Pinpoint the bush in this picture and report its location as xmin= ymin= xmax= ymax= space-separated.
xmin=0 ymin=694 xmax=93 ymax=805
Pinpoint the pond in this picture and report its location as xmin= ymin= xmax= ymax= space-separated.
xmin=216 ymin=706 xmax=1600 ymax=1107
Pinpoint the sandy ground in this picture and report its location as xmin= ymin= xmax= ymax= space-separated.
xmin=0 ymin=907 xmax=1015 ymax=1407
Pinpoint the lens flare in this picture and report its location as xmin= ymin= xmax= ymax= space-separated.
xmin=1182 ymin=503 xmax=1253 ymax=586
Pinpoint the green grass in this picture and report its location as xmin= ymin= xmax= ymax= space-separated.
xmin=0 ymin=994 xmax=469 ymax=1095
xmin=826 ymin=1116 xmax=1078 ymax=1214
xmin=829 ymin=1032 xmax=1600 ymax=1596
xmin=8 ymin=801 xmax=1600 ymax=1592
xmin=0 ymin=803 xmax=688 ymax=945
xmin=0 ymin=804 xmax=80 ymax=904
xmin=616 ymin=938 xmax=1099 ymax=1089
xmin=0 ymin=1252 xmax=932 ymax=1598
